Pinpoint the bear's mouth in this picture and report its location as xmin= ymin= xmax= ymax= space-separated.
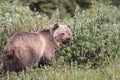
xmin=63 ymin=38 xmax=70 ymax=44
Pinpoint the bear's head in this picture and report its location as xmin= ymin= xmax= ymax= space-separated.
xmin=52 ymin=24 xmax=71 ymax=47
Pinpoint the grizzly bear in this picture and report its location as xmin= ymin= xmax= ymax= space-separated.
xmin=2 ymin=24 xmax=71 ymax=74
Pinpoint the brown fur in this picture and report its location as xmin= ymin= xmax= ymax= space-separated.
xmin=2 ymin=24 xmax=71 ymax=74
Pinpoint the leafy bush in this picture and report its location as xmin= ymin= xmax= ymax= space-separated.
xmin=57 ymin=4 xmax=120 ymax=68
xmin=0 ymin=0 xmax=120 ymax=70
xmin=0 ymin=0 xmax=53 ymax=52
xmin=1 ymin=1 xmax=120 ymax=79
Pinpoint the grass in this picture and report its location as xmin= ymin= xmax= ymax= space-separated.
xmin=1 ymin=64 xmax=120 ymax=80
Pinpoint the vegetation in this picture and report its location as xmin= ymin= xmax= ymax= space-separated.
xmin=0 ymin=0 xmax=120 ymax=80
xmin=1 ymin=65 xmax=120 ymax=80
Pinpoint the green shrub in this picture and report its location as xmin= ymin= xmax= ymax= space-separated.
xmin=0 ymin=0 xmax=52 ymax=52
xmin=0 ymin=0 xmax=120 ymax=79
xmin=0 ymin=1 xmax=120 ymax=69
xmin=57 ymin=4 xmax=120 ymax=68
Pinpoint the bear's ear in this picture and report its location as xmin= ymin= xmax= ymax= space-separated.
xmin=52 ymin=24 xmax=59 ymax=31
xmin=67 ymin=24 xmax=71 ymax=29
